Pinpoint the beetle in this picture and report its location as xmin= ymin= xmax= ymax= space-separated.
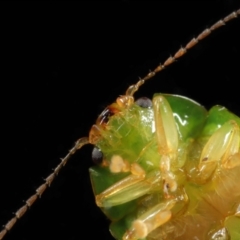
xmin=0 ymin=1 xmax=240 ymax=240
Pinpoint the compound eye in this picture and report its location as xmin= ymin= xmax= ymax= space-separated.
xmin=92 ymin=147 xmax=103 ymax=164
xmin=135 ymin=97 xmax=152 ymax=108
xmin=98 ymin=108 xmax=114 ymax=125
xmin=97 ymin=105 xmax=120 ymax=126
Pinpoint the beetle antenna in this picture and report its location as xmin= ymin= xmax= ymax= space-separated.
xmin=126 ymin=9 xmax=240 ymax=97
xmin=0 ymin=137 xmax=89 ymax=240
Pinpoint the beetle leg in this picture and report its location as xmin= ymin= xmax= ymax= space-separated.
xmin=198 ymin=120 xmax=240 ymax=181
xmin=153 ymin=95 xmax=179 ymax=197
xmin=152 ymin=95 xmax=178 ymax=159
xmin=95 ymin=164 xmax=162 ymax=208
xmin=122 ymin=199 xmax=177 ymax=240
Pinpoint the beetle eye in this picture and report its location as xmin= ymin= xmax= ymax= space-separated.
xmin=98 ymin=108 xmax=114 ymax=125
xmin=92 ymin=147 xmax=103 ymax=164
xmin=135 ymin=97 xmax=152 ymax=108
xmin=97 ymin=105 xmax=120 ymax=126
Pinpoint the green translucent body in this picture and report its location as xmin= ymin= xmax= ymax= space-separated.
xmin=89 ymin=95 xmax=240 ymax=240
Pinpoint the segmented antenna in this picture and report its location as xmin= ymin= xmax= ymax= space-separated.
xmin=0 ymin=137 xmax=88 ymax=240
xmin=0 ymin=8 xmax=239 ymax=240
xmin=126 ymin=9 xmax=240 ymax=96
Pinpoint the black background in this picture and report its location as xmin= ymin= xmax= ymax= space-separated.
xmin=0 ymin=1 xmax=240 ymax=240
